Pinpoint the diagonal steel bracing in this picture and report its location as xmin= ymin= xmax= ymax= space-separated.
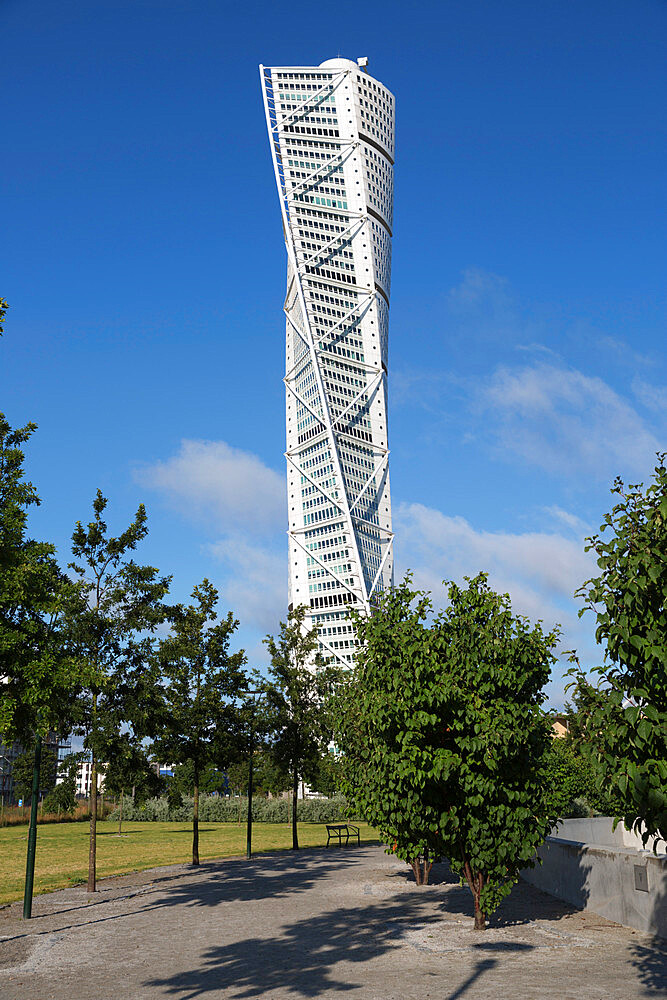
xmin=260 ymin=64 xmax=371 ymax=611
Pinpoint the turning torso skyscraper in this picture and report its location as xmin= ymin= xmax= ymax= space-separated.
xmin=260 ymin=57 xmax=395 ymax=669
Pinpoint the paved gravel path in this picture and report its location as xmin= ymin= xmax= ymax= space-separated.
xmin=1 ymin=845 xmax=665 ymax=999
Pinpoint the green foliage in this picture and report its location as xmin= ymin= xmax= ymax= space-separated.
xmin=0 ymin=297 xmax=7 ymax=336
xmin=542 ymin=736 xmax=621 ymax=818
xmin=66 ymin=490 xmax=171 ymax=760
xmin=309 ymin=752 xmax=343 ymax=798
xmin=264 ymin=606 xmax=341 ymax=849
xmin=336 ymin=574 xmax=560 ymax=929
xmin=41 ymin=753 xmax=83 ymax=815
xmin=171 ymin=760 xmax=229 ymax=797
xmin=65 ymin=490 xmax=170 ymax=888
xmin=166 ymin=780 xmax=184 ymax=811
xmin=151 ymin=579 xmax=247 ymax=863
xmin=152 ymin=580 xmax=247 ymax=779
xmin=103 ymin=738 xmax=164 ymax=805
xmin=11 ymin=745 xmax=57 ymax=803
xmin=109 ymin=793 xmax=355 ymax=824
xmin=0 ymin=414 xmax=89 ymax=744
xmin=225 ymin=751 xmax=290 ymax=797
xmin=572 ymin=458 xmax=667 ymax=845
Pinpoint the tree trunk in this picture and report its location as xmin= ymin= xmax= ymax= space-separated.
xmin=410 ymin=848 xmax=432 ymax=886
xmin=192 ymin=767 xmax=200 ymax=865
xmin=473 ymin=898 xmax=486 ymax=931
xmin=291 ymin=766 xmax=299 ymax=850
xmin=423 ymin=848 xmax=432 ymax=885
xmin=462 ymin=857 xmax=486 ymax=931
xmin=88 ymin=751 xmax=97 ymax=892
xmin=118 ymin=789 xmax=124 ymax=835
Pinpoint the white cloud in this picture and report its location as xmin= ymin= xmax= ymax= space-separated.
xmin=541 ymin=505 xmax=591 ymax=536
xmin=135 ymin=439 xmax=285 ymax=532
xmin=396 ymin=502 xmax=593 ymax=614
xmin=448 ymin=268 xmax=512 ymax=315
xmin=477 ymin=363 xmax=662 ymax=480
xmin=136 ymin=440 xmax=287 ymax=635
xmin=394 ymin=500 xmax=603 ymax=707
xmin=632 ymin=377 xmax=667 ymax=417
xmin=208 ymin=534 xmax=286 ymax=636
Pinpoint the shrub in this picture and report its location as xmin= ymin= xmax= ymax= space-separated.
xmin=108 ymin=793 xmax=358 ymax=823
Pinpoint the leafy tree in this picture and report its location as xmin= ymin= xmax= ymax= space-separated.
xmin=103 ymin=736 xmax=164 ymax=833
xmin=224 ymin=747 xmax=290 ymax=799
xmin=542 ymin=736 xmax=621 ymax=818
xmin=42 ymin=753 xmax=82 ymax=815
xmin=152 ymin=580 xmax=247 ymax=864
xmin=264 ymin=606 xmax=340 ymax=850
xmin=336 ymin=574 xmax=560 ymax=930
xmin=309 ymin=751 xmax=343 ymax=798
xmin=166 ymin=779 xmax=184 ymax=812
xmin=570 ymin=458 xmax=667 ymax=845
xmin=0 ymin=405 xmax=91 ymax=916
xmin=0 ymin=415 xmax=88 ymax=744
xmin=0 ymin=297 xmax=8 ymax=336
xmin=66 ymin=491 xmax=170 ymax=890
xmin=172 ymin=759 xmax=230 ymax=797
xmin=11 ymin=745 xmax=58 ymax=803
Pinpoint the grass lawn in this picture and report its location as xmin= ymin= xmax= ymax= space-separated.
xmin=0 ymin=820 xmax=379 ymax=905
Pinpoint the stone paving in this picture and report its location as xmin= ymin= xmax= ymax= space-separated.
xmin=1 ymin=845 xmax=665 ymax=999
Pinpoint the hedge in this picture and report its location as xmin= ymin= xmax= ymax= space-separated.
xmin=109 ymin=794 xmax=361 ymax=824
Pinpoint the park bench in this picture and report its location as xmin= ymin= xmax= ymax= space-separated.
xmin=326 ymin=823 xmax=360 ymax=848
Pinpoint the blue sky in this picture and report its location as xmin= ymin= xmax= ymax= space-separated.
xmin=2 ymin=0 xmax=665 ymax=704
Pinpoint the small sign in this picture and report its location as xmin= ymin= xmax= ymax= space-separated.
xmin=634 ymin=865 xmax=649 ymax=892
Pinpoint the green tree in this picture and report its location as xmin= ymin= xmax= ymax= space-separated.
xmin=172 ymin=759 xmax=230 ymax=797
xmin=42 ymin=753 xmax=82 ymax=815
xmin=0 ymin=407 xmax=91 ymax=917
xmin=264 ymin=606 xmax=340 ymax=850
xmin=66 ymin=490 xmax=170 ymax=890
xmin=336 ymin=574 xmax=560 ymax=930
xmin=309 ymin=751 xmax=343 ymax=798
xmin=103 ymin=737 xmax=164 ymax=833
xmin=11 ymin=745 xmax=58 ymax=803
xmin=152 ymin=580 xmax=247 ymax=864
xmin=0 ymin=415 xmax=87 ymax=743
xmin=542 ymin=736 xmax=621 ymax=818
xmin=571 ymin=458 xmax=667 ymax=846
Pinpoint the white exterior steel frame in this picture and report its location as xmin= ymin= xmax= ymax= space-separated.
xmin=260 ymin=57 xmax=395 ymax=668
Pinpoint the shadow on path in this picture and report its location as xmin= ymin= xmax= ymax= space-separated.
xmin=629 ymin=878 xmax=667 ymax=995
xmin=0 ymin=848 xmax=368 ymax=944
xmin=386 ymin=861 xmax=581 ymax=927
xmin=143 ymin=895 xmax=532 ymax=999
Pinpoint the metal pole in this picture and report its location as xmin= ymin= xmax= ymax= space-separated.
xmin=246 ymin=717 xmax=254 ymax=860
xmin=23 ymin=733 xmax=42 ymax=919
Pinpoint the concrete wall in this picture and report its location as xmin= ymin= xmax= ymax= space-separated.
xmin=521 ymin=824 xmax=667 ymax=938
xmin=551 ymin=817 xmax=665 ymax=854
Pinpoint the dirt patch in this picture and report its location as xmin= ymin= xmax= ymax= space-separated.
xmin=0 ymin=935 xmax=35 ymax=970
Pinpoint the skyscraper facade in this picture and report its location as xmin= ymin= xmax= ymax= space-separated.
xmin=260 ymin=57 xmax=395 ymax=668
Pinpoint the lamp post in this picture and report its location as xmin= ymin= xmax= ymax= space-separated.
xmin=23 ymin=733 xmax=42 ymax=919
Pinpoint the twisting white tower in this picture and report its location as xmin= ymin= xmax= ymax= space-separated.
xmin=260 ymin=57 xmax=395 ymax=668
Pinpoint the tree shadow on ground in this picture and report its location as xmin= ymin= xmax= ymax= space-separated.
xmin=630 ymin=939 xmax=667 ymax=996
xmin=0 ymin=847 xmax=370 ymax=941
xmin=386 ymin=860 xmax=581 ymax=927
xmin=629 ymin=875 xmax=667 ymax=995
xmin=134 ymin=847 xmax=369 ymax=913
xmin=143 ymin=894 xmax=533 ymax=999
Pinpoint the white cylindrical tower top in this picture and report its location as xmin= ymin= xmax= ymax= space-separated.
xmin=319 ymin=57 xmax=360 ymax=71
